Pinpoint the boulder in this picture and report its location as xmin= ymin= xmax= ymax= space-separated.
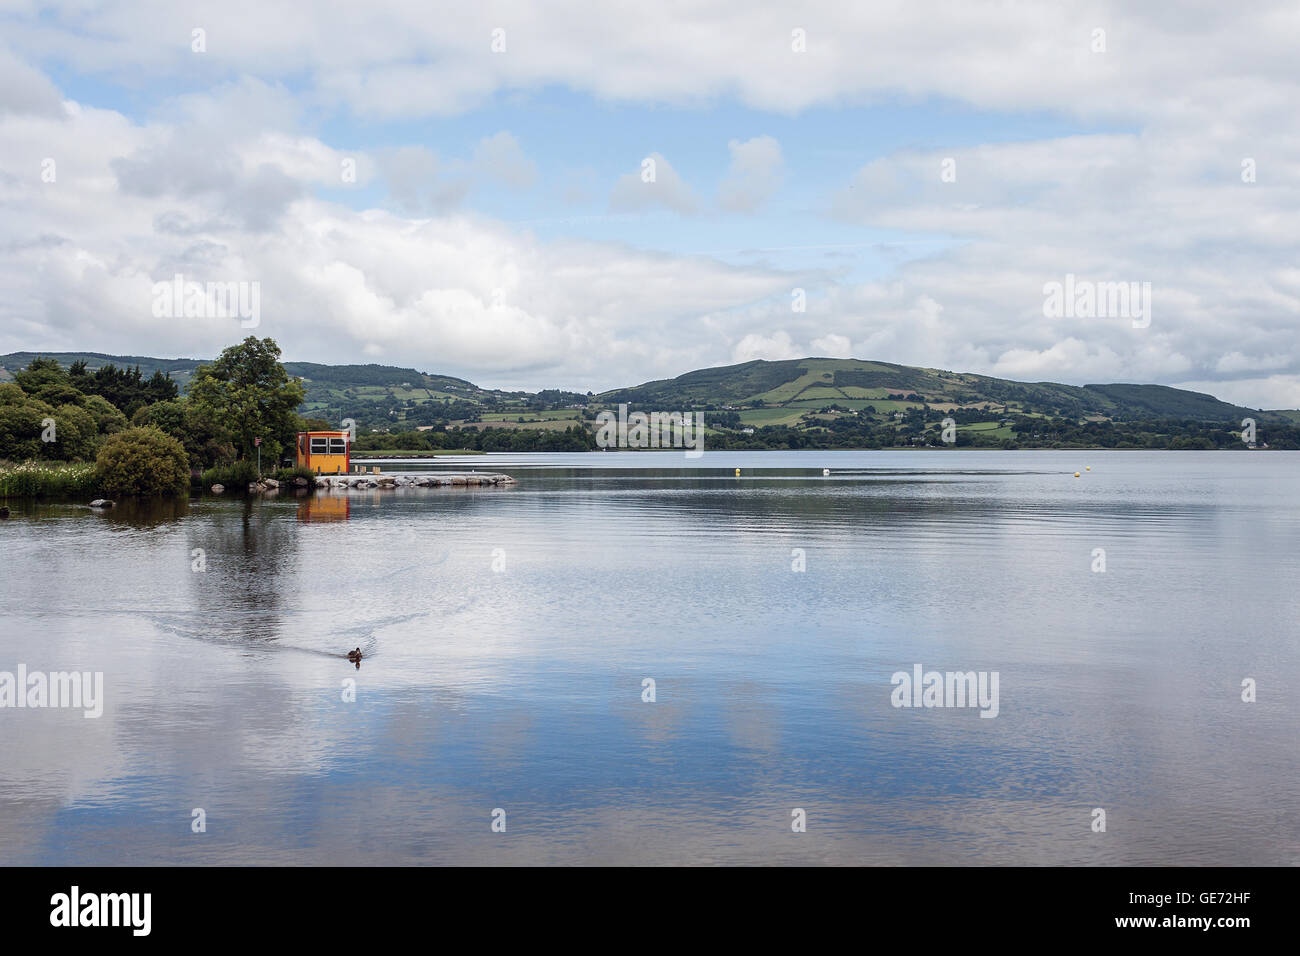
xmin=210 ymin=484 xmax=225 ymax=494
xmin=262 ymin=477 xmax=279 ymax=489
xmin=89 ymin=499 xmax=114 ymax=509
xmin=293 ymin=477 xmax=309 ymax=487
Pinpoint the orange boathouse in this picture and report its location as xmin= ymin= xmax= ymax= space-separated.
xmin=296 ymin=430 xmax=351 ymax=474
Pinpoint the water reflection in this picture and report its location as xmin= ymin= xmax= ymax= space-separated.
xmin=1 ymin=451 xmax=1297 ymax=865
xmin=297 ymin=495 xmax=350 ymax=523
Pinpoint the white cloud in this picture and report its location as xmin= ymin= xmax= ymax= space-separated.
xmin=472 ymin=131 xmax=537 ymax=189
xmin=7 ymin=2 xmax=1298 ymax=127
xmin=0 ymin=45 xmax=65 ymax=117
xmin=732 ymin=330 xmax=800 ymax=363
xmin=810 ymin=333 xmax=852 ymax=358
xmin=0 ymin=96 xmax=791 ymax=389
xmin=719 ymin=136 xmax=783 ymax=212
xmin=609 ymin=153 xmax=695 ymax=214
xmin=2 ymin=5 xmax=1300 ymax=406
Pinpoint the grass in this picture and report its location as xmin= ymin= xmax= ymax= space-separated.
xmin=737 ymin=407 xmax=808 ymax=427
xmin=480 ymin=409 xmax=580 ymax=421
xmin=954 ymin=422 xmax=1017 ymax=439
xmin=459 ymin=418 xmax=585 ymax=432
xmin=0 ymin=460 xmax=99 ymax=498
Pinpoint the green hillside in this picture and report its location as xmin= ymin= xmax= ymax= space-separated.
xmin=599 ymin=357 xmax=1281 ymax=424
xmin=0 ymin=352 xmax=526 ymax=429
xmin=2 ymin=351 xmax=1292 ymax=446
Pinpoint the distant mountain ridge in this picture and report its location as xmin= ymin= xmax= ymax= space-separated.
xmin=598 ymin=358 xmax=1287 ymax=422
xmin=1 ymin=350 xmax=1291 ymax=424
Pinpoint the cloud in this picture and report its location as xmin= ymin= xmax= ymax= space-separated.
xmin=472 ymin=131 xmax=537 ymax=188
xmin=719 ymin=136 xmax=783 ymax=212
xmin=810 ymin=333 xmax=851 ymax=358
xmin=0 ymin=89 xmax=792 ymax=389
xmin=1 ymin=2 xmax=1295 ymax=127
xmin=609 ymin=153 xmax=695 ymax=214
xmin=3 ymin=6 xmax=1300 ymax=407
xmin=732 ymin=330 xmax=800 ymax=363
xmin=378 ymin=146 xmax=471 ymax=215
xmin=0 ymin=47 xmax=65 ymax=117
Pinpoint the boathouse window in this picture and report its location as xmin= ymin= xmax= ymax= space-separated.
xmin=310 ymin=437 xmax=329 ymax=455
xmin=329 ymin=437 xmax=348 ymax=455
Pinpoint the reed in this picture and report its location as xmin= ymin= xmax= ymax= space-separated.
xmin=0 ymin=460 xmax=99 ymax=498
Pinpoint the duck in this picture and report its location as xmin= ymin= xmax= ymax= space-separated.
xmin=346 ymin=647 xmax=363 ymax=664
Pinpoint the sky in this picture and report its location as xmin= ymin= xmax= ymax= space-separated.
xmin=1 ymin=1 xmax=1298 ymax=407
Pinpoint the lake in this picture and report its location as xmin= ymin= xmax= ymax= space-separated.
xmin=1 ymin=450 xmax=1296 ymax=865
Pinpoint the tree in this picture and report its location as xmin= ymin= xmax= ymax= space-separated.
xmin=186 ymin=337 xmax=305 ymax=469
xmin=82 ymin=395 xmax=129 ymax=436
xmin=0 ymin=383 xmax=54 ymax=460
xmin=134 ymin=398 xmax=235 ymax=470
xmin=13 ymin=357 xmax=68 ymax=394
xmin=94 ymin=426 xmax=191 ymax=496
xmin=51 ymin=403 xmax=98 ymax=460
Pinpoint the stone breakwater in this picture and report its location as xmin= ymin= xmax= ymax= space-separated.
xmin=312 ymin=472 xmax=517 ymax=489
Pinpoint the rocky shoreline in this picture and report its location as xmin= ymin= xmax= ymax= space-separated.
xmin=311 ymin=472 xmax=517 ymax=490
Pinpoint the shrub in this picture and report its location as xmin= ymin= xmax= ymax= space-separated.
xmin=94 ymin=426 xmax=190 ymax=497
xmin=200 ymin=460 xmax=260 ymax=490
xmin=271 ymin=465 xmax=318 ymax=484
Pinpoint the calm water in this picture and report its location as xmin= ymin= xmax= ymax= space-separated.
xmin=1 ymin=450 xmax=1297 ymax=865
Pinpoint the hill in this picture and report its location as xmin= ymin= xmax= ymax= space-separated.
xmin=599 ymin=357 xmax=1282 ymax=425
xmin=2 ymin=351 xmax=1291 ymax=439
xmin=0 ymin=352 xmax=525 ymax=429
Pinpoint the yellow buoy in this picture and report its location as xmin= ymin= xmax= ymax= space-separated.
xmin=734 ymin=467 xmax=741 ymax=476
xmin=1074 ymin=472 xmax=1081 ymax=478
xmin=1085 ymin=466 xmax=1091 ymax=471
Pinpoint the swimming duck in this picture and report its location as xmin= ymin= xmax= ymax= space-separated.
xmin=347 ymin=647 xmax=363 ymax=664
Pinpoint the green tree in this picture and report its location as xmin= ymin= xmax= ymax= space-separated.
xmin=0 ymin=384 xmax=55 ymax=460
xmin=94 ymin=426 xmax=191 ymax=496
xmin=82 ymin=394 xmax=129 ymax=436
xmin=51 ymin=403 xmax=98 ymax=460
xmin=13 ymin=357 xmax=68 ymax=394
xmin=134 ymin=398 xmax=235 ymax=470
xmin=186 ymin=337 xmax=305 ymax=470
